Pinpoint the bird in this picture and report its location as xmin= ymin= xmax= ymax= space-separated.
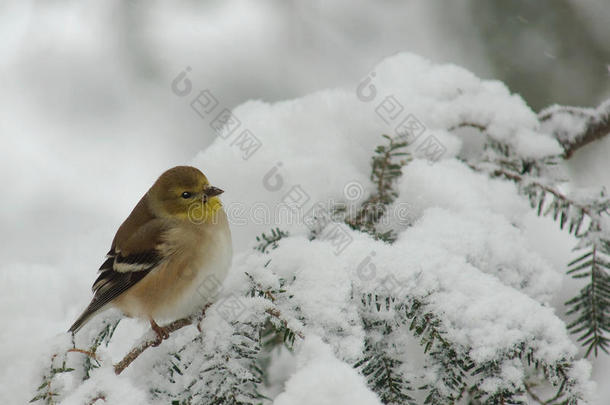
xmin=68 ymin=166 xmax=232 ymax=342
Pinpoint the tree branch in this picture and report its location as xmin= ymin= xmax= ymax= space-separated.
xmin=113 ymin=317 xmax=193 ymax=375
xmin=447 ymin=100 xmax=610 ymax=160
xmin=524 ymin=381 xmax=565 ymax=405
xmin=265 ymin=308 xmax=304 ymax=339
xmin=539 ymin=100 xmax=610 ymax=159
xmin=447 ymin=122 xmax=487 ymax=132
xmin=67 ymin=348 xmax=100 ymax=362
xmin=482 ymin=165 xmax=594 ymax=216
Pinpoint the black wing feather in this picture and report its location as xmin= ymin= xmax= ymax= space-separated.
xmin=68 ymin=249 xmax=162 ymax=333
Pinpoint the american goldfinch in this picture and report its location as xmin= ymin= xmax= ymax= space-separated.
xmin=69 ymin=166 xmax=232 ymax=340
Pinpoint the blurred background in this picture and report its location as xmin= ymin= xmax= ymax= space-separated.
xmin=1 ymin=0 xmax=609 ymax=401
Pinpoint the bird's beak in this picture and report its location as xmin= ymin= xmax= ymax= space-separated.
xmin=205 ymin=186 xmax=224 ymax=197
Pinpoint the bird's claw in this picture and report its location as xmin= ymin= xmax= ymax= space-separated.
xmin=150 ymin=320 xmax=170 ymax=346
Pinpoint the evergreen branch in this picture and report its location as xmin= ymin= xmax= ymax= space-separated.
xmin=80 ymin=317 xmax=120 ymax=379
xmin=403 ymin=301 xmax=475 ymax=404
xmin=156 ymin=310 xmax=295 ymax=403
xmin=447 ymin=122 xmax=488 ymax=133
xmin=539 ymin=99 xmax=610 ymax=159
xmin=355 ymin=131 xmax=588 ymax=397
xmin=255 ymin=228 xmax=289 ymax=254
xmin=264 ymin=307 xmax=304 ymax=342
xmin=156 ymin=319 xmax=267 ymax=405
xmin=345 ymin=134 xmax=410 ymax=242
xmin=31 ymin=318 xmax=121 ymax=403
xmin=449 ymin=98 xmax=610 ymax=163
xmin=471 ymin=162 xmax=610 ymax=357
xmin=356 ymin=294 xmax=418 ymax=404
xmin=466 ymin=163 xmax=601 ymax=242
xmin=153 ymin=262 xmax=304 ymax=404
xmin=114 ymin=317 xmax=195 ymax=375
xmin=355 ymin=344 xmax=416 ymax=405
xmin=245 ymin=272 xmax=304 ymax=346
xmin=358 ymin=293 xmax=584 ymax=404
xmin=29 ymin=353 xmax=75 ymax=404
xmin=357 ymin=294 xmax=474 ymax=403
xmin=371 ymin=134 xmax=409 ymax=204
xmin=449 ymin=122 xmax=559 ymax=179
xmin=525 ymin=381 xmax=566 ymax=405
xmin=565 ymin=244 xmax=610 ymax=357
xmin=480 ymin=165 xmax=597 ymax=235
xmin=250 ymin=235 xmax=304 ymax=350
xmin=66 ymin=348 xmax=99 ymax=362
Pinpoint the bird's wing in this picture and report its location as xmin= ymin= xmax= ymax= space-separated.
xmin=92 ymin=219 xmax=168 ymax=307
xmin=69 ymin=218 xmax=167 ymax=333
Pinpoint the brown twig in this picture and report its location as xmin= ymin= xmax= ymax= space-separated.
xmin=562 ymin=117 xmax=609 ymax=159
xmin=113 ymin=317 xmax=193 ymax=375
xmin=67 ymin=348 xmax=100 ymax=361
xmin=110 ymin=303 xmax=303 ymax=375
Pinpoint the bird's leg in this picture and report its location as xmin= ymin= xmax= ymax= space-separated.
xmin=150 ymin=319 xmax=170 ymax=346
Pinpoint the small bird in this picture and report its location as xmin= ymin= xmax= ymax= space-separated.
xmin=69 ymin=166 xmax=232 ymax=341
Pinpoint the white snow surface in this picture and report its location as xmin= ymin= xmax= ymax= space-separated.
xmin=273 ymin=336 xmax=382 ymax=405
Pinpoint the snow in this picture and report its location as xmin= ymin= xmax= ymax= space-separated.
xmin=263 ymin=236 xmax=365 ymax=362
xmin=395 ymin=162 xmax=562 ymax=303
xmin=514 ymin=128 xmax=564 ymax=158
xmin=274 ymin=336 xmax=382 ymax=405
xmin=4 ymin=50 xmax=604 ymax=403
xmin=192 ymin=53 xmax=562 ymax=249
xmin=61 ymin=367 xmax=148 ymax=405
xmin=260 ymin=227 xmax=577 ymax=371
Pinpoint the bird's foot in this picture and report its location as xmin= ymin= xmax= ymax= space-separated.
xmin=150 ymin=320 xmax=170 ymax=346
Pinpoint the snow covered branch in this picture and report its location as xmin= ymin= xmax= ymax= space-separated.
xmin=113 ymin=317 xmax=194 ymax=375
xmin=539 ymin=99 xmax=610 ymax=159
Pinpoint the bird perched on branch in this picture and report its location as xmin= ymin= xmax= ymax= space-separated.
xmin=69 ymin=166 xmax=232 ymax=342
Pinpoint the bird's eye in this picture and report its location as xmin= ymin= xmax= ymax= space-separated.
xmin=181 ymin=192 xmax=192 ymax=199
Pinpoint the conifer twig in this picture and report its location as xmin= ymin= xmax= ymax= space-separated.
xmin=470 ymin=162 xmax=610 ymax=357
xmin=524 ymin=381 xmax=564 ymax=405
xmin=255 ymin=228 xmax=288 ymax=254
xmin=447 ymin=122 xmax=487 ymax=132
xmin=469 ymin=164 xmax=595 ymax=218
xmin=67 ymin=348 xmax=100 ymax=362
xmin=539 ymin=101 xmax=610 ymax=159
xmin=113 ymin=317 xmax=193 ymax=375
xmin=265 ymin=308 xmax=304 ymax=339
xmin=450 ymin=102 xmax=610 ymax=160
xmin=345 ymin=134 xmax=409 ymax=241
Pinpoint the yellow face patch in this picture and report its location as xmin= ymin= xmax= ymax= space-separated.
xmin=180 ymin=196 xmax=223 ymax=225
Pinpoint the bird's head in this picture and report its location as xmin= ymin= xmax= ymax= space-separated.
xmin=148 ymin=166 xmax=224 ymax=224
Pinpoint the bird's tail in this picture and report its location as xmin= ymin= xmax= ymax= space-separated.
xmin=68 ymin=303 xmax=103 ymax=334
